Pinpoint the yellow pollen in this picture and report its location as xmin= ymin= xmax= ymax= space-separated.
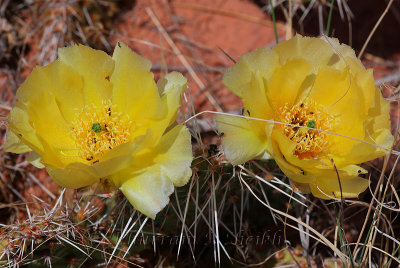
xmin=71 ymin=100 xmax=132 ymax=163
xmin=277 ymin=99 xmax=334 ymax=159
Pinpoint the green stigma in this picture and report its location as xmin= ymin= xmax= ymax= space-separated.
xmin=307 ymin=120 xmax=316 ymax=129
xmin=91 ymin=123 xmax=102 ymax=133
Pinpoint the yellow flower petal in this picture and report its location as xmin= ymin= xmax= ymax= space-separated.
xmin=239 ymin=73 xmax=275 ymax=141
xmin=309 ymin=176 xmax=370 ymax=199
xmin=157 ymin=72 xmax=187 ymax=125
xmin=6 ymin=103 xmax=43 ymax=154
xmin=223 ymin=47 xmax=278 ymax=98
xmin=151 ymin=72 xmax=187 ymax=141
xmin=267 ymin=58 xmax=311 ymax=109
xmin=130 ymin=125 xmax=193 ymax=187
xmin=273 ymin=34 xmax=335 ymax=72
xmin=16 ymin=60 xmax=85 ymax=123
xmin=94 ymin=131 xmax=154 ymax=179
xmin=344 ymin=57 xmax=375 ymax=115
xmin=122 ymin=71 xmax=187 ymax=145
xmin=36 ymin=136 xmax=81 ymax=169
xmin=119 ymin=172 xmax=174 ymax=219
xmin=9 ymin=61 xmax=87 ymax=166
xmin=111 ymin=125 xmax=192 ymax=185
xmin=112 ymin=126 xmax=192 ymax=218
xmin=277 ymin=162 xmax=367 ymax=199
xmin=4 ymin=128 xmax=31 ymax=153
xmin=45 ymin=61 xmax=85 ymax=122
xmin=6 ymin=59 xmax=85 ymax=159
xmin=155 ymin=125 xmax=192 ymax=187
xmin=334 ymin=86 xmax=394 ymax=166
xmin=26 ymin=86 xmax=79 ymax=166
xmin=58 ymin=44 xmax=114 ymax=107
xmin=241 ymin=72 xmax=274 ymax=121
xmin=308 ymin=66 xmax=355 ymax=114
xmin=270 ymin=132 xmax=314 ymax=184
xmin=322 ymin=37 xmax=358 ymax=67
xmin=111 ymin=42 xmax=164 ymax=126
xmin=215 ymin=114 xmax=268 ymax=165
xmin=46 ymin=162 xmax=99 ymax=189
xmin=26 ymin=152 xmax=45 ymax=169
xmin=308 ymin=65 xmax=365 ymax=156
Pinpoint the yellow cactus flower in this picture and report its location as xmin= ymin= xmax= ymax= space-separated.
xmin=216 ymin=35 xmax=393 ymax=199
xmin=5 ymin=42 xmax=193 ymax=219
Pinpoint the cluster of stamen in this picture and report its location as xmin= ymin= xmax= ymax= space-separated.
xmin=71 ymin=100 xmax=132 ymax=163
xmin=277 ymin=99 xmax=334 ymax=159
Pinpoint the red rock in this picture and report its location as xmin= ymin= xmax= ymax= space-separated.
xmin=113 ymin=0 xmax=285 ymax=113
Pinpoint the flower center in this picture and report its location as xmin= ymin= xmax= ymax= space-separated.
xmin=277 ymin=99 xmax=334 ymax=159
xmin=71 ymin=100 xmax=132 ymax=163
